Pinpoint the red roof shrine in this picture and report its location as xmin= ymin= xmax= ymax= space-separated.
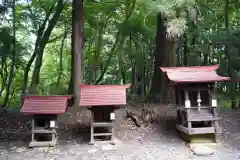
xmin=79 ymin=84 xmax=130 ymax=106
xmin=160 ymin=65 xmax=230 ymax=83
xmin=20 ymin=95 xmax=71 ymax=114
xmin=20 ymin=84 xmax=130 ymax=114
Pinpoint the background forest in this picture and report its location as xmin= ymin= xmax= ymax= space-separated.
xmin=0 ymin=0 xmax=240 ymax=111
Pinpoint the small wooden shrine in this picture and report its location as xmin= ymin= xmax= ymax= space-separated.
xmin=20 ymin=95 xmax=71 ymax=147
xmin=79 ymin=84 xmax=130 ymax=144
xmin=20 ymin=84 xmax=129 ymax=147
xmin=160 ymin=65 xmax=230 ymax=142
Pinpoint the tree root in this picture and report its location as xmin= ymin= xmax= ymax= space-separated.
xmin=126 ymin=109 xmax=142 ymax=127
xmin=125 ymin=107 xmax=157 ymax=127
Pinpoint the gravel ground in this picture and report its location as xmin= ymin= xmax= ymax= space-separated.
xmin=0 ymin=105 xmax=239 ymax=160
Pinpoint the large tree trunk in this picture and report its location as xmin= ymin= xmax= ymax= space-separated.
xmin=69 ymin=0 xmax=84 ymax=107
xmin=2 ymin=0 xmax=16 ymax=109
xmin=148 ymin=13 xmax=167 ymax=102
xmin=224 ymin=0 xmax=235 ymax=109
xmin=165 ymin=39 xmax=177 ymax=103
xmin=56 ymin=26 xmax=68 ymax=89
xmin=28 ymin=0 xmax=64 ymax=94
xmin=183 ymin=33 xmax=188 ymax=66
xmin=95 ymin=0 xmax=136 ymax=84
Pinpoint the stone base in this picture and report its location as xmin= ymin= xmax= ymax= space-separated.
xmin=29 ymin=139 xmax=57 ymax=148
xmin=189 ymin=143 xmax=219 ymax=156
xmin=178 ymin=131 xmax=216 ymax=143
xmin=89 ymin=140 xmax=115 ymax=145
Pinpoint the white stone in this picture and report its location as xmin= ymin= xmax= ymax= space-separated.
xmin=50 ymin=120 xmax=55 ymax=128
xmin=87 ymin=148 xmax=98 ymax=153
xmin=212 ymin=99 xmax=217 ymax=107
xmin=110 ymin=112 xmax=115 ymax=120
xmin=16 ymin=147 xmax=27 ymax=153
xmin=113 ymin=138 xmax=121 ymax=144
xmin=189 ymin=143 xmax=215 ymax=156
xmin=101 ymin=144 xmax=116 ymax=151
xmin=185 ymin=100 xmax=191 ymax=108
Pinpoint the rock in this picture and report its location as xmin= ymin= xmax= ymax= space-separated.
xmin=101 ymin=144 xmax=116 ymax=151
xmin=10 ymin=147 xmax=17 ymax=151
xmin=113 ymin=138 xmax=121 ymax=144
xmin=189 ymin=143 xmax=216 ymax=156
xmin=16 ymin=147 xmax=27 ymax=153
xmin=34 ymin=147 xmax=50 ymax=152
xmin=135 ymin=137 xmax=143 ymax=144
xmin=87 ymin=148 xmax=98 ymax=153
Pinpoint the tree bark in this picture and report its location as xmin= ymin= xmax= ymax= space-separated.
xmin=148 ymin=13 xmax=167 ymax=102
xmin=56 ymin=26 xmax=68 ymax=88
xmin=3 ymin=0 xmax=16 ymax=108
xmin=95 ymin=0 xmax=136 ymax=84
xmin=165 ymin=39 xmax=177 ymax=103
xmin=69 ymin=0 xmax=84 ymax=107
xmin=0 ymin=60 xmax=8 ymax=97
xmin=22 ymin=2 xmax=57 ymax=94
xmin=183 ymin=33 xmax=188 ymax=66
xmin=224 ymin=0 xmax=235 ymax=109
xmin=28 ymin=0 xmax=64 ymax=94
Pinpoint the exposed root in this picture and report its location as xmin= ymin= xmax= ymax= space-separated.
xmin=126 ymin=109 xmax=142 ymax=127
xmin=125 ymin=106 xmax=157 ymax=127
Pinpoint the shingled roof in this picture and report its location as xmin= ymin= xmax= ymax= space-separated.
xmin=79 ymin=84 xmax=130 ymax=106
xmin=160 ymin=65 xmax=230 ymax=83
xmin=20 ymin=95 xmax=71 ymax=114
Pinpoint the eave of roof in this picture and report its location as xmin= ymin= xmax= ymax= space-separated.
xmin=20 ymin=95 xmax=71 ymax=115
xmin=159 ymin=65 xmax=230 ymax=83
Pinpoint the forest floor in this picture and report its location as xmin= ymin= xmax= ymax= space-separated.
xmin=0 ymin=104 xmax=240 ymax=160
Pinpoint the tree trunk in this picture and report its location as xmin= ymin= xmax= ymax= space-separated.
xmin=28 ymin=0 xmax=64 ymax=94
xmin=95 ymin=0 xmax=136 ymax=84
xmin=149 ymin=13 xmax=167 ymax=102
xmin=224 ymin=0 xmax=234 ymax=109
xmin=22 ymin=1 xmax=57 ymax=94
xmin=165 ymin=39 xmax=177 ymax=103
xmin=2 ymin=0 xmax=16 ymax=108
xmin=56 ymin=27 xmax=68 ymax=88
xmin=183 ymin=33 xmax=188 ymax=66
xmin=70 ymin=0 xmax=84 ymax=107
xmin=22 ymin=52 xmax=37 ymax=94
xmin=0 ymin=61 xmax=8 ymax=97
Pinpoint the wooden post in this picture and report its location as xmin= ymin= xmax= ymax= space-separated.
xmin=177 ymin=91 xmax=182 ymax=106
xmin=29 ymin=115 xmax=58 ymax=147
xmin=184 ymin=90 xmax=191 ymax=129
xmin=20 ymin=90 xmax=24 ymax=107
xmin=90 ymin=109 xmax=94 ymax=145
xmin=111 ymin=111 xmax=115 ymax=144
xmin=184 ymin=90 xmax=190 ymax=108
xmin=31 ymin=118 xmax=34 ymax=142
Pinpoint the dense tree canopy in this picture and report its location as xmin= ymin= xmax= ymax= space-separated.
xmin=0 ymin=0 xmax=240 ymax=109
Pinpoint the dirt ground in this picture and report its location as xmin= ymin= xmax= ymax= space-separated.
xmin=0 ymin=104 xmax=240 ymax=160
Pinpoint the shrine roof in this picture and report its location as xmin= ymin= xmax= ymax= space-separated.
xmin=20 ymin=95 xmax=72 ymax=115
xmin=79 ymin=84 xmax=130 ymax=106
xmin=160 ymin=64 xmax=230 ymax=83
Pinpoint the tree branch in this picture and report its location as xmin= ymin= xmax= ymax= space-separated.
xmin=26 ymin=0 xmax=38 ymax=31
xmin=38 ymin=0 xmax=47 ymax=12
xmin=95 ymin=0 xmax=136 ymax=84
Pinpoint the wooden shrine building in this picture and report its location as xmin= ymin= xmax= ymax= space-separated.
xmin=20 ymin=95 xmax=71 ymax=147
xmin=20 ymin=84 xmax=130 ymax=147
xmin=160 ymin=65 xmax=230 ymax=142
xmin=79 ymin=84 xmax=130 ymax=144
